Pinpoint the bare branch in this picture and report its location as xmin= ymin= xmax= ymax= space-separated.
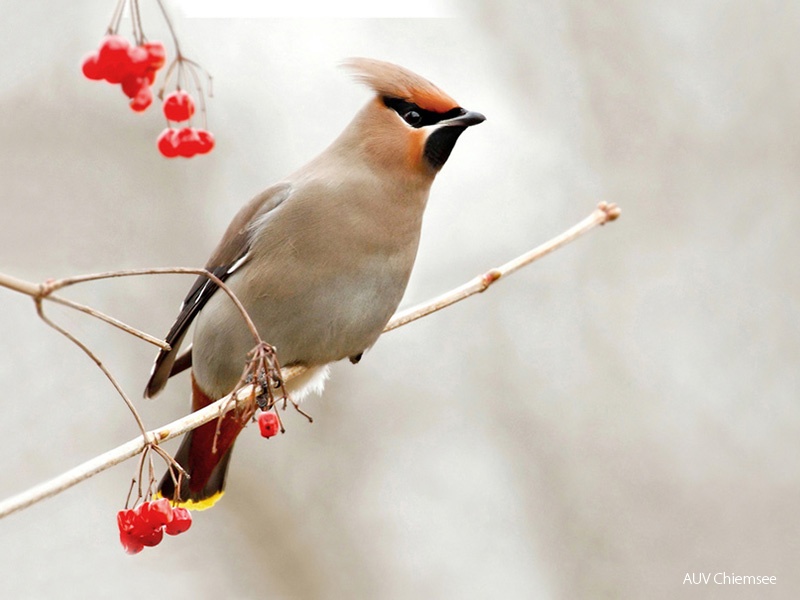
xmin=34 ymin=300 xmax=149 ymax=438
xmin=385 ymin=201 xmax=620 ymax=331
xmin=0 ymin=272 xmax=45 ymax=297
xmin=0 ymin=202 xmax=620 ymax=520
xmin=0 ymin=365 xmax=307 ymax=520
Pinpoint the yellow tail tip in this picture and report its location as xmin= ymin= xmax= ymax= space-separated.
xmin=153 ymin=490 xmax=224 ymax=511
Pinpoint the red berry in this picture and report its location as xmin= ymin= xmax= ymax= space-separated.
xmin=139 ymin=498 xmax=173 ymax=527
xmin=126 ymin=45 xmax=151 ymax=78
xmin=130 ymin=85 xmax=153 ymax=112
xmin=165 ymin=507 xmax=193 ymax=536
xmin=118 ymin=507 xmax=156 ymax=550
xmin=137 ymin=525 xmax=164 ymax=547
xmin=163 ymin=91 xmax=195 ymax=122
xmin=97 ymin=35 xmax=131 ymax=83
xmin=176 ymin=127 xmax=201 ymax=157
xmin=121 ymin=74 xmax=147 ymax=99
xmin=142 ymin=41 xmax=166 ymax=70
xmin=98 ymin=34 xmax=130 ymax=58
xmin=81 ymin=52 xmax=104 ymax=80
xmin=117 ymin=504 xmax=172 ymax=552
xmin=119 ymin=530 xmax=145 ymax=554
xmin=196 ymin=129 xmax=215 ymax=154
xmin=157 ymin=128 xmax=180 ymax=158
xmin=258 ymin=412 xmax=280 ymax=438
xmin=117 ymin=508 xmax=139 ymax=534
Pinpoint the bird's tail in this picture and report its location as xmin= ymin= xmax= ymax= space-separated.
xmin=157 ymin=375 xmax=245 ymax=510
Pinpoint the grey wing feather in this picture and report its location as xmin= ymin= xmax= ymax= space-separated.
xmin=143 ymin=183 xmax=291 ymax=398
xmin=144 ymin=264 xmax=238 ymax=398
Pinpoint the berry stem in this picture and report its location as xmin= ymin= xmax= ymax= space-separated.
xmin=151 ymin=444 xmax=188 ymax=483
xmin=130 ymin=0 xmax=144 ymax=46
xmin=135 ymin=444 xmax=149 ymax=502
xmin=177 ymin=60 xmax=186 ymax=92
xmin=107 ymin=0 xmax=127 ymax=35
xmin=158 ymin=58 xmax=180 ymax=100
xmin=184 ymin=61 xmax=209 ymax=129
xmin=124 ymin=477 xmax=136 ymax=510
xmin=154 ymin=0 xmax=182 ymax=57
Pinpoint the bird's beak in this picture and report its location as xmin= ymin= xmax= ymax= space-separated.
xmin=423 ymin=109 xmax=486 ymax=171
xmin=440 ymin=110 xmax=486 ymax=128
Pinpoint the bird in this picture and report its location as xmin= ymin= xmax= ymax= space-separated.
xmin=145 ymin=58 xmax=485 ymax=509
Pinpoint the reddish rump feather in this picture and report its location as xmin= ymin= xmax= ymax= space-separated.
xmin=186 ymin=376 xmax=246 ymax=494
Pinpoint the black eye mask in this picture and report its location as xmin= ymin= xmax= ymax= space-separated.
xmin=382 ymin=96 xmax=465 ymax=128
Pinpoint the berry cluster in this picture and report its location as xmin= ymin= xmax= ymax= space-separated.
xmin=157 ymin=126 xmax=215 ymax=158
xmin=82 ymin=35 xmax=166 ymax=112
xmin=258 ymin=412 xmax=280 ymax=438
xmin=157 ymin=91 xmax=214 ymax=158
xmin=117 ymin=498 xmax=192 ymax=554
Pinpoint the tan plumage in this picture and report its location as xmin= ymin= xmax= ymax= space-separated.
xmin=147 ymin=58 xmax=484 ymax=508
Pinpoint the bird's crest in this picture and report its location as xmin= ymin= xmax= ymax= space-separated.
xmin=343 ymin=57 xmax=458 ymax=114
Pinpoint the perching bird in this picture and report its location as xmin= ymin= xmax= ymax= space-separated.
xmin=145 ymin=58 xmax=485 ymax=509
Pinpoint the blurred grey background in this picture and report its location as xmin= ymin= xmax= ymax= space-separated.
xmin=1 ymin=1 xmax=798 ymax=599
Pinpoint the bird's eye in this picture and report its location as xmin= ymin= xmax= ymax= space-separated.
xmin=403 ymin=110 xmax=422 ymax=127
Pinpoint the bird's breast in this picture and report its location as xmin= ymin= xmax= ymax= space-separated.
xmin=192 ymin=173 xmax=428 ymax=397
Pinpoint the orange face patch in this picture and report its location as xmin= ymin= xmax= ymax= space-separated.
xmin=405 ymin=128 xmax=428 ymax=171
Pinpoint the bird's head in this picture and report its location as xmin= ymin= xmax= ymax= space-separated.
xmin=341 ymin=58 xmax=485 ymax=178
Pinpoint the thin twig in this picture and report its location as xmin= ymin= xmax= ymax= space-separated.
xmin=154 ymin=0 xmax=182 ymax=56
xmin=0 ymin=267 xmax=263 ymax=351
xmin=2 ymin=267 xmax=270 ymax=509
xmin=184 ymin=60 xmax=209 ymax=129
xmin=45 ymin=267 xmax=263 ymax=347
xmin=47 ymin=295 xmax=169 ymax=350
xmin=385 ymin=201 xmax=620 ymax=332
xmin=0 ymin=202 xmax=620 ymax=520
xmin=0 ymin=273 xmax=168 ymax=350
xmin=34 ymin=300 xmax=148 ymax=438
xmin=4 ymin=266 xmax=274 ymax=494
